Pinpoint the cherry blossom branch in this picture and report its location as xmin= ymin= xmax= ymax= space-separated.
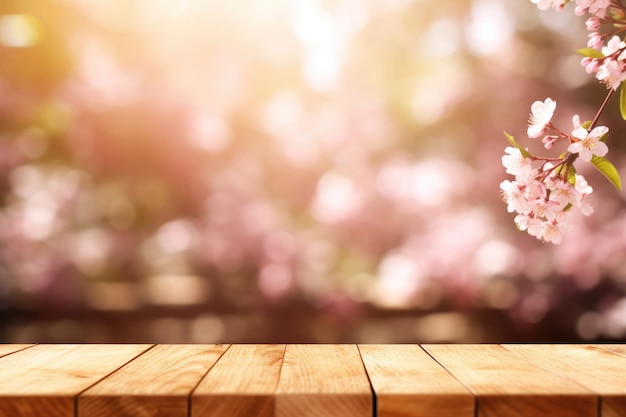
xmin=590 ymin=87 xmax=615 ymax=130
xmin=502 ymin=0 xmax=624 ymax=244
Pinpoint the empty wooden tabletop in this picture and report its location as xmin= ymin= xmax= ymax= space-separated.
xmin=0 ymin=344 xmax=624 ymax=417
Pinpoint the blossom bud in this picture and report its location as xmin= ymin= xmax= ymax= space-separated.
xmin=581 ymin=57 xmax=600 ymax=74
xmin=587 ymin=32 xmax=604 ymax=50
xmin=541 ymin=135 xmax=558 ymax=150
xmin=581 ymin=57 xmax=592 ymax=70
xmin=585 ymin=17 xmax=601 ymax=31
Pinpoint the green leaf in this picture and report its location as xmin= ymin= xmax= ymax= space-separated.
xmin=504 ymin=131 xmax=532 ymax=159
xmin=576 ymin=48 xmax=604 ymax=59
xmin=592 ymin=155 xmax=622 ymax=191
xmin=567 ymin=165 xmax=577 ymax=186
xmin=620 ymin=83 xmax=626 ymax=120
xmin=600 ymin=131 xmax=609 ymax=142
xmin=554 ymin=161 xmax=576 ymax=186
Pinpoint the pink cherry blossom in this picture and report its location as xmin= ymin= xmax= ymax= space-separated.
xmin=575 ymin=0 xmax=610 ymax=17
xmin=575 ymin=174 xmax=594 ymax=216
xmin=502 ymin=147 xmax=533 ymax=176
xmin=514 ymin=214 xmax=541 ymax=233
xmin=527 ymin=98 xmax=556 ymax=138
xmin=524 ymin=178 xmax=547 ymax=203
xmin=602 ymin=36 xmax=626 ymax=57
xmin=575 ymin=174 xmax=593 ymax=194
xmin=540 ymin=221 xmax=563 ymax=244
xmin=597 ymin=37 xmax=626 ymax=89
xmin=500 ymin=180 xmax=530 ymax=214
xmin=596 ymin=59 xmax=626 ymax=90
xmin=526 ymin=217 xmax=544 ymax=237
xmin=568 ymin=125 xmax=609 ymax=162
xmin=553 ymin=209 xmax=575 ymax=233
xmin=532 ymin=198 xmax=560 ymax=221
xmin=549 ymin=180 xmax=578 ymax=208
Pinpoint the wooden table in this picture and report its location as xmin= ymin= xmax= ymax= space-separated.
xmin=0 ymin=344 xmax=625 ymax=417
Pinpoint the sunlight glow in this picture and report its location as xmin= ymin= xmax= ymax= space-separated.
xmin=145 ymin=274 xmax=209 ymax=305
xmin=372 ymin=252 xmax=423 ymax=308
xmin=155 ymin=219 xmax=198 ymax=254
xmin=0 ymin=14 xmax=39 ymax=48
xmin=291 ymin=0 xmax=344 ymax=91
xmin=311 ymin=171 xmax=363 ymax=222
xmin=465 ymin=0 xmax=513 ymax=56
xmin=189 ymin=112 xmax=231 ymax=154
xmin=473 ymin=240 xmax=520 ymax=278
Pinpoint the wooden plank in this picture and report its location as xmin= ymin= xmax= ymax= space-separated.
xmin=0 ymin=344 xmax=151 ymax=417
xmin=358 ymin=344 xmax=474 ymax=417
xmin=600 ymin=340 xmax=626 ymax=416
xmin=505 ymin=344 xmax=626 ymax=417
xmin=192 ymin=344 xmax=285 ymax=417
xmin=0 ymin=344 xmax=34 ymax=358
xmin=423 ymin=344 xmax=596 ymax=417
xmin=79 ymin=344 xmax=228 ymax=417
xmin=276 ymin=344 xmax=372 ymax=417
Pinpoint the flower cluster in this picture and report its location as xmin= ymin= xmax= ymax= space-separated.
xmin=584 ymin=26 xmax=626 ymax=90
xmin=503 ymin=1 xmax=625 ymax=243
xmin=501 ymin=99 xmax=598 ymax=243
xmin=539 ymin=0 xmax=626 ymax=90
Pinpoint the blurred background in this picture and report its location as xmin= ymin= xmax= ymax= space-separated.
xmin=1 ymin=0 xmax=626 ymax=344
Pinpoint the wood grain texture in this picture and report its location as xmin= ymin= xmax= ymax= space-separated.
xmin=358 ymin=344 xmax=474 ymax=417
xmin=276 ymin=344 xmax=371 ymax=417
xmin=0 ymin=344 xmax=151 ymax=417
xmin=79 ymin=344 xmax=228 ymax=417
xmin=192 ymin=344 xmax=285 ymax=417
xmin=600 ymin=344 xmax=626 ymax=358
xmin=0 ymin=344 xmax=34 ymax=358
xmin=423 ymin=344 xmax=596 ymax=417
xmin=504 ymin=344 xmax=626 ymax=417
xmin=0 ymin=343 xmax=623 ymax=417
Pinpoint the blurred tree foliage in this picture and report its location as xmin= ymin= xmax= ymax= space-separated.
xmin=0 ymin=0 xmax=625 ymax=343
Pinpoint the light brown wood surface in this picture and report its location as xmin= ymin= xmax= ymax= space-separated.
xmin=0 ymin=344 xmax=625 ymax=417
xmin=0 ymin=344 xmax=33 ymax=358
xmin=504 ymin=344 xmax=626 ymax=417
xmin=358 ymin=344 xmax=474 ymax=417
xmin=192 ymin=344 xmax=285 ymax=417
xmin=600 ymin=344 xmax=626 ymax=357
xmin=275 ymin=344 xmax=371 ymax=417
xmin=79 ymin=344 xmax=228 ymax=417
xmin=423 ymin=344 xmax=596 ymax=417
xmin=0 ymin=344 xmax=151 ymax=417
